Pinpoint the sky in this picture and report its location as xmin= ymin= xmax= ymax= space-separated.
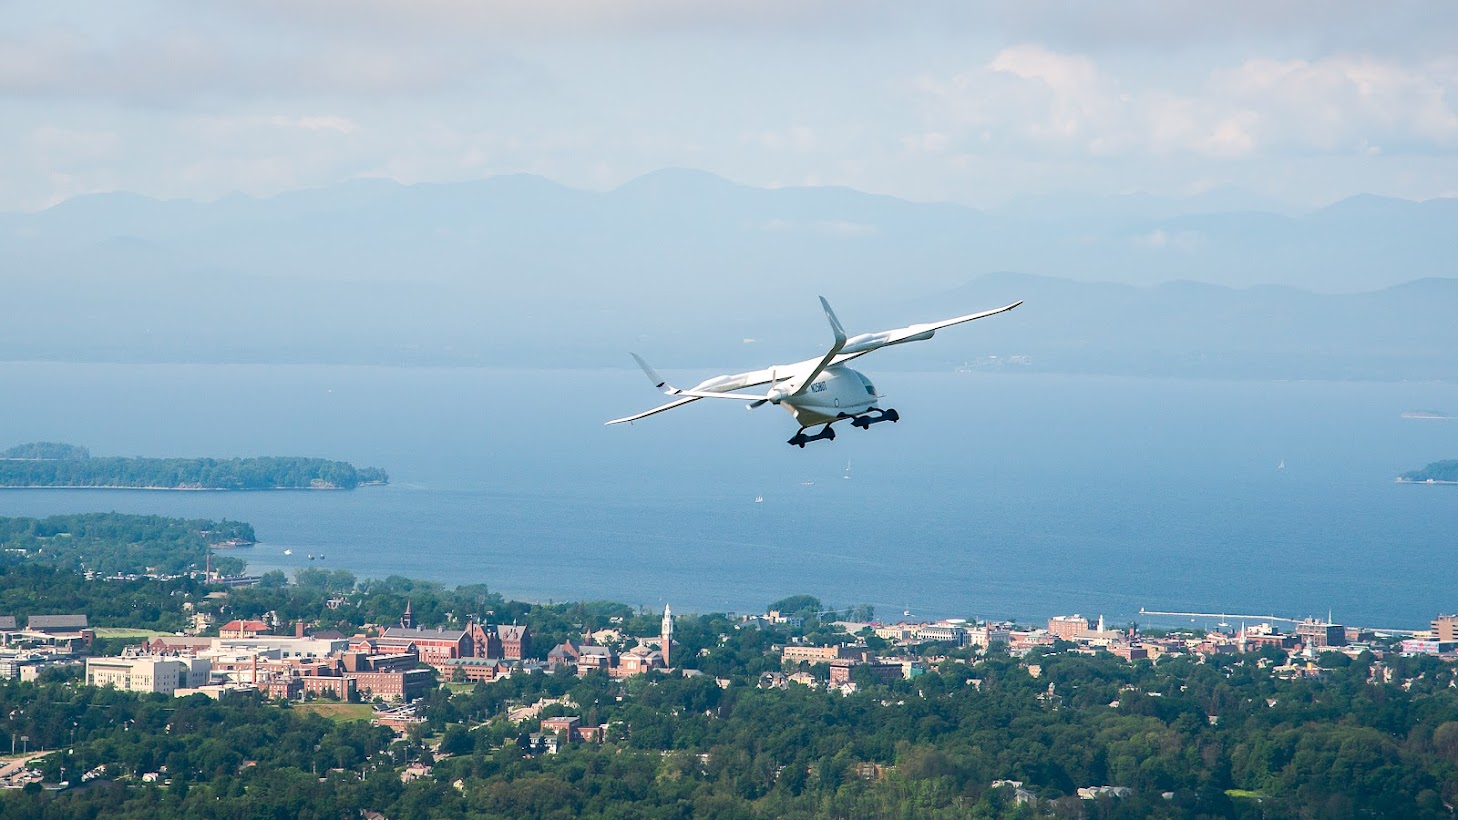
xmin=2 ymin=1 xmax=1456 ymax=212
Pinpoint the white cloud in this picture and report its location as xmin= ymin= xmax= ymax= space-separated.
xmin=913 ymin=46 xmax=1458 ymax=163
xmin=1134 ymin=229 xmax=1204 ymax=251
xmin=270 ymin=116 xmax=359 ymax=134
xmin=1212 ymin=56 xmax=1458 ymax=150
xmin=743 ymin=127 xmax=819 ymax=152
xmin=1 ymin=3 xmax=1457 ymax=210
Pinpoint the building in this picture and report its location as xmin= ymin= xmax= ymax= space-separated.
xmin=575 ymin=645 xmax=615 ymax=674
xmin=1295 ymin=619 xmax=1347 ymax=648
xmin=660 ymin=604 xmax=673 ymax=668
xmin=1402 ymin=639 xmax=1458 ymax=656
xmin=782 ymin=645 xmax=865 ymax=665
xmin=617 ymin=645 xmax=665 ymax=677
xmin=27 ymin=614 xmax=88 ymax=634
xmin=828 ymin=658 xmax=904 ymax=685
xmin=1048 ymin=616 xmax=1092 ymax=642
xmin=497 ymin=624 xmax=531 ymax=660
xmin=464 ymin=622 xmax=532 ymax=661
xmin=87 ymin=656 xmax=211 ymax=695
xmin=23 ymin=615 xmax=94 ymax=644
xmin=440 ymin=657 xmax=511 ymax=683
xmin=352 ymin=669 xmax=433 ymax=702
xmin=466 ymin=622 xmax=502 ymax=658
xmin=217 ymin=635 xmax=349 ymax=659
xmin=968 ymin=624 xmax=1012 ymax=647
xmin=912 ymin=622 xmax=969 ymax=646
xmin=873 ymin=624 xmax=914 ymax=642
xmin=219 ymin=620 xmax=271 ymax=639
xmin=1110 ymin=644 xmax=1149 ymax=661
xmin=1432 ymin=615 xmax=1458 ymax=642
xmin=540 ymin=716 xmax=605 ymax=744
xmin=1240 ymin=632 xmax=1298 ymax=651
xmin=374 ymin=627 xmax=470 ymax=669
xmin=147 ymin=636 xmax=215 ymax=655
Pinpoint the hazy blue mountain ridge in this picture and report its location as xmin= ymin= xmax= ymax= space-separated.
xmin=2 ymin=170 xmax=1453 ymax=379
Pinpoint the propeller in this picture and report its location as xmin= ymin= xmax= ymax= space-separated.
xmin=747 ymin=369 xmax=779 ymax=409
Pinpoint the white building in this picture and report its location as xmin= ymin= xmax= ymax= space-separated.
xmin=213 ymin=636 xmax=348 ymax=659
xmin=86 ymin=656 xmax=212 ymax=695
xmin=968 ymin=624 xmax=1012 ymax=647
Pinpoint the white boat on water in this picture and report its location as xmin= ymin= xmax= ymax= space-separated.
xmin=754 ymin=495 xmax=764 ymax=503
xmin=283 ymin=549 xmax=292 ymax=556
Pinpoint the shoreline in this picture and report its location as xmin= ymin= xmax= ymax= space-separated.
xmin=1395 ymin=478 xmax=1458 ymax=486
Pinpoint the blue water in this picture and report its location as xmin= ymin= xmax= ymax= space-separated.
xmin=0 ymin=361 xmax=1454 ymax=628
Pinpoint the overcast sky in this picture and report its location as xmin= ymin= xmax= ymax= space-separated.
xmin=2 ymin=1 xmax=1455 ymax=211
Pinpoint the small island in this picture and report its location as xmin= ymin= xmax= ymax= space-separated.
xmin=1396 ymin=459 xmax=1458 ymax=485
xmin=0 ymin=442 xmax=388 ymax=491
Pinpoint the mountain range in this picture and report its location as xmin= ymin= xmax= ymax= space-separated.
xmin=2 ymin=169 xmax=1453 ymax=380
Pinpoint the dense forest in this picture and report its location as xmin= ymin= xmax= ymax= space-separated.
xmin=0 ymin=442 xmax=90 ymax=460
xmin=0 ymin=513 xmax=251 ymax=576
xmin=1401 ymin=459 xmax=1458 ymax=483
xmin=0 ymin=443 xmax=388 ymax=490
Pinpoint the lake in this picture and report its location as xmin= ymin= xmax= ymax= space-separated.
xmin=1 ymin=361 xmax=1454 ymax=629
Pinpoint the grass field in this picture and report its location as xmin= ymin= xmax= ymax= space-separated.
xmin=290 ymin=703 xmax=376 ymax=723
xmin=1226 ymin=789 xmax=1267 ymax=800
xmin=94 ymin=628 xmax=167 ymax=638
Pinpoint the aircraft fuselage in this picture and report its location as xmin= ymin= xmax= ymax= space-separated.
xmin=781 ymin=365 xmax=879 ymax=426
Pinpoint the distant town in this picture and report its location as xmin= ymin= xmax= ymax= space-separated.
xmin=4 ymin=513 xmax=1458 ymax=814
xmin=6 ymin=574 xmax=1456 ymax=735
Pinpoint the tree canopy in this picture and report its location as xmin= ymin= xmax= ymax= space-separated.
xmin=0 ymin=452 xmax=387 ymax=490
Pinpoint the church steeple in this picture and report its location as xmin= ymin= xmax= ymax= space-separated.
xmin=401 ymin=599 xmax=415 ymax=629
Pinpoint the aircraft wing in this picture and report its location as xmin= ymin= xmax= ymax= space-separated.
xmin=607 ymin=299 xmax=1020 ymax=424
xmin=605 ymin=396 xmax=702 ymax=425
xmin=834 ymin=300 xmax=1022 ymax=362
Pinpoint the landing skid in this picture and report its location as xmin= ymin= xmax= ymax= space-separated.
xmin=786 ymin=408 xmax=900 ymax=447
xmin=788 ymin=425 xmax=836 ymax=448
xmin=848 ymin=407 xmax=899 ymax=429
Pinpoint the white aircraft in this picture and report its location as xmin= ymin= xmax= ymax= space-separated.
xmin=608 ymin=297 xmax=1021 ymax=447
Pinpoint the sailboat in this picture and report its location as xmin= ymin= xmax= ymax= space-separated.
xmin=1277 ymin=459 xmax=1286 ymax=470
xmin=754 ymin=495 xmax=764 ymax=503
xmin=844 ymin=458 xmax=852 ymax=479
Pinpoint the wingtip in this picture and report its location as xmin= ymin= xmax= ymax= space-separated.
xmin=819 ymin=295 xmax=847 ymax=342
xmin=630 ymin=353 xmax=670 ymax=391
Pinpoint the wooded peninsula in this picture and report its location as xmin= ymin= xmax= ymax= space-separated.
xmin=1398 ymin=460 xmax=1458 ymax=483
xmin=0 ymin=512 xmax=252 ymax=576
xmin=0 ymin=442 xmax=387 ymax=490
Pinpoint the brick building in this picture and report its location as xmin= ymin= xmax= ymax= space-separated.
xmin=219 ymin=620 xmax=271 ymax=639
xmin=441 ymin=657 xmax=511 ymax=683
xmin=352 ymin=669 xmax=432 ymax=702
xmin=1047 ymin=615 xmax=1092 ymax=642
xmin=372 ymin=627 xmax=470 ymax=669
xmin=828 ymin=658 xmax=904 ymax=685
